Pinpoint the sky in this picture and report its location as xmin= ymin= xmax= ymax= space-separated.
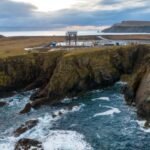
xmin=0 ymin=0 xmax=150 ymax=31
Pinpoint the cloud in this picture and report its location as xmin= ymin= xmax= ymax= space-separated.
xmin=0 ymin=0 xmax=36 ymax=18
xmin=0 ymin=0 xmax=149 ymax=30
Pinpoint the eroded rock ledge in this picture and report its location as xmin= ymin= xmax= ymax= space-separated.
xmin=0 ymin=45 xmax=150 ymax=119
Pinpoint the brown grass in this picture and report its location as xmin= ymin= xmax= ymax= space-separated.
xmin=0 ymin=35 xmax=149 ymax=58
xmin=0 ymin=36 xmax=64 ymax=57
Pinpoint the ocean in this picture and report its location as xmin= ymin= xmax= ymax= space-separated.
xmin=0 ymin=30 xmax=150 ymax=37
xmin=0 ymin=82 xmax=150 ymax=150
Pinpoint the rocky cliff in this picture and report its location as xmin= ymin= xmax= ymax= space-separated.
xmin=0 ymin=51 xmax=65 ymax=96
xmin=0 ymin=45 xmax=150 ymax=119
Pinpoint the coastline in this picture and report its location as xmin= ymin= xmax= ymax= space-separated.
xmin=0 ymin=45 xmax=150 ymax=120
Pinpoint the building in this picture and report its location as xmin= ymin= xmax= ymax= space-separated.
xmin=97 ymin=36 xmax=127 ymax=46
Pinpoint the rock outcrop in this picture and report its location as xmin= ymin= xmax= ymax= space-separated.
xmin=19 ymin=103 xmax=32 ymax=114
xmin=14 ymin=119 xmax=38 ymax=137
xmin=0 ymin=45 xmax=150 ymax=119
xmin=15 ymin=138 xmax=43 ymax=150
xmin=0 ymin=101 xmax=7 ymax=107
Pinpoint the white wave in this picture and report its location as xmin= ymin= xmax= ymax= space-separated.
xmin=0 ymin=103 xmax=85 ymax=150
xmin=8 ymin=96 xmax=29 ymax=107
xmin=116 ymin=81 xmax=127 ymax=86
xmin=0 ymin=143 xmax=13 ymax=150
xmin=8 ymin=93 xmax=32 ymax=107
xmin=112 ymin=94 xmax=123 ymax=100
xmin=90 ymin=89 xmax=103 ymax=94
xmin=5 ymin=90 xmax=35 ymax=107
xmin=17 ymin=104 xmax=84 ymax=139
xmin=136 ymin=120 xmax=150 ymax=133
xmin=61 ymin=97 xmax=78 ymax=103
xmin=43 ymin=130 xmax=93 ymax=150
xmin=93 ymin=107 xmax=121 ymax=117
xmin=61 ymin=97 xmax=72 ymax=103
xmin=92 ymin=97 xmax=110 ymax=102
xmin=0 ymin=136 xmax=17 ymax=150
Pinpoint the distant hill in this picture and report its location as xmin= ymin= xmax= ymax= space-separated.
xmin=103 ymin=21 xmax=150 ymax=33
xmin=0 ymin=35 xmax=4 ymax=38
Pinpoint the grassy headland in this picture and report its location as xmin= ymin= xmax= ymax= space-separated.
xmin=0 ymin=36 xmax=150 ymax=120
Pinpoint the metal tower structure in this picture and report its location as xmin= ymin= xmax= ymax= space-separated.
xmin=66 ymin=31 xmax=78 ymax=46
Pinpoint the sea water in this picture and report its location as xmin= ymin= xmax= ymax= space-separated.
xmin=0 ymin=82 xmax=150 ymax=150
xmin=1 ymin=30 xmax=150 ymax=37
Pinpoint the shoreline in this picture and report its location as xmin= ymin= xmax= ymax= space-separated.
xmin=0 ymin=45 xmax=150 ymax=120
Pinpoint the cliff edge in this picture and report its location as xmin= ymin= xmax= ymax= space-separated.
xmin=0 ymin=45 xmax=150 ymax=119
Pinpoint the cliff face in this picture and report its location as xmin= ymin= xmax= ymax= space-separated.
xmin=103 ymin=21 xmax=150 ymax=33
xmin=122 ymin=51 xmax=150 ymax=119
xmin=0 ymin=51 xmax=65 ymax=96
xmin=0 ymin=45 xmax=150 ymax=119
xmin=29 ymin=46 xmax=141 ymax=107
xmin=47 ymin=47 xmax=136 ymax=100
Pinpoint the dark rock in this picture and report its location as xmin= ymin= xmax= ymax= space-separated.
xmin=14 ymin=119 xmax=38 ymax=137
xmin=122 ymin=84 xmax=134 ymax=105
xmin=0 ymin=91 xmax=15 ymax=99
xmin=58 ymin=111 xmax=63 ymax=116
xmin=144 ymin=120 xmax=150 ymax=129
xmin=19 ymin=103 xmax=32 ymax=114
xmin=15 ymin=138 xmax=43 ymax=150
xmin=30 ymin=90 xmax=40 ymax=101
xmin=52 ymin=113 xmax=57 ymax=118
xmin=137 ymin=98 xmax=150 ymax=119
xmin=0 ymin=101 xmax=7 ymax=107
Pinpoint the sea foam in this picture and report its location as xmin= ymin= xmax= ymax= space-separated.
xmin=43 ymin=130 xmax=93 ymax=150
xmin=93 ymin=106 xmax=121 ymax=117
xmin=136 ymin=120 xmax=150 ymax=133
xmin=0 ymin=102 xmax=85 ymax=150
xmin=92 ymin=97 xmax=110 ymax=102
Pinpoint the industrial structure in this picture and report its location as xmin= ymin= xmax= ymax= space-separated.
xmin=66 ymin=31 xmax=78 ymax=46
xmin=24 ymin=32 xmax=150 ymax=52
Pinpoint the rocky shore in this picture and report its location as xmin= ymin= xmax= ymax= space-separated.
xmin=0 ymin=45 xmax=150 ymax=119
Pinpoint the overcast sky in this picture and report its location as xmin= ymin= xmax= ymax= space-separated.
xmin=0 ymin=0 xmax=150 ymax=30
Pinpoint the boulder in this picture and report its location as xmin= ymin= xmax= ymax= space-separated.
xmin=15 ymin=138 xmax=43 ymax=150
xmin=122 ymin=84 xmax=134 ymax=105
xmin=0 ymin=101 xmax=7 ymax=107
xmin=14 ymin=119 xmax=38 ymax=137
xmin=144 ymin=120 xmax=150 ymax=129
xmin=19 ymin=103 xmax=32 ymax=114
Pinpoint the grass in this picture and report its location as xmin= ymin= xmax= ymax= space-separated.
xmin=0 ymin=36 xmax=64 ymax=58
xmin=0 ymin=35 xmax=149 ymax=58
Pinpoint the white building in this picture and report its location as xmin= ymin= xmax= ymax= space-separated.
xmin=97 ymin=36 xmax=127 ymax=46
